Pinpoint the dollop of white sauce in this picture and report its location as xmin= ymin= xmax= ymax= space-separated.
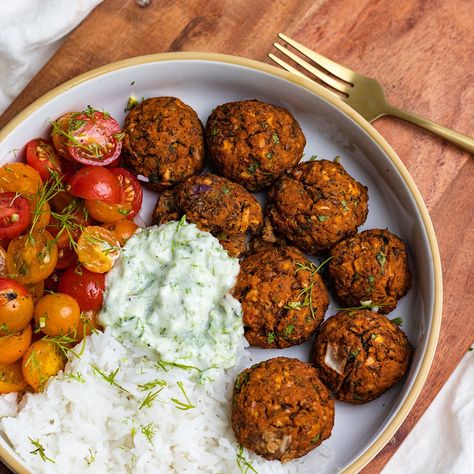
xmin=99 ymin=219 xmax=244 ymax=373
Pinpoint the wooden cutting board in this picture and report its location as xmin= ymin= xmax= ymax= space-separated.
xmin=0 ymin=0 xmax=473 ymax=472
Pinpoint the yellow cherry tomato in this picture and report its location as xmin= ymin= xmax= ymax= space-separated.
xmin=101 ymin=219 xmax=139 ymax=246
xmin=0 ymin=360 xmax=28 ymax=393
xmin=22 ymin=339 xmax=66 ymax=391
xmin=0 ymin=163 xmax=42 ymax=196
xmin=34 ymin=293 xmax=81 ymax=338
xmin=0 ymin=325 xmax=32 ymax=364
xmin=0 ymin=278 xmax=34 ymax=335
xmin=76 ymin=226 xmax=120 ymax=273
xmin=85 ymin=199 xmax=132 ymax=224
xmin=6 ymin=230 xmax=58 ymax=284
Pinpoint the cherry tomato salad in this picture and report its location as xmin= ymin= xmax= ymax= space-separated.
xmin=0 ymin=106 xmax=142 ymax=394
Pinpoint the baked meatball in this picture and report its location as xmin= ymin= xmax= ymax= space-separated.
xmin=152 ymin=173 xmax=263 ymax=257
xmin=206 ymin=100 xmax=305 ymax=191
xmin=266 ymin=159 xmax=368 ymax=254
xmin=232 ymin=357 xmax=334 ymax=462
xmin=233 ymin=246 xmax=329 ymax=348
xmin=313 ymin=310 xmax=411 ymax=404
xmin=122 ymin=97 xmax=205 ymax=190
xmin=328 ymin=229 xmax=411 ymax=313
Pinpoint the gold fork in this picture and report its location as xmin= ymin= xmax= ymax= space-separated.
xmin=269 ymin=33 xmax=474 ymax=154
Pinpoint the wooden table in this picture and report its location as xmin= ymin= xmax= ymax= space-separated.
xmin=0 ymin=0 xmax=472 ymax=472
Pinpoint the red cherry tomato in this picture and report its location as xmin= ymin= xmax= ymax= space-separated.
xmin=55 ymin=246 xmax=77 ymax=270
xmin=25 ymin=138 xmax=63 ymax=182
xmin=68 ymin=167 xmax=121 ymax=203
xmin=110 ymin=168 xmax=143 ymax=218
xmin=58 ymin=265 xmax=105 ymax=311
xmin=59 ymin=109 xmax=122 ymax=166
xmin=51 ymin=112 xmax=76 ymax=160
xmin=0 ymin=192 xmax=31 ymax=240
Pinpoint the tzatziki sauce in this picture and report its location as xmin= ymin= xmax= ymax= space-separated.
xmin=99 ymin=219 xmax=244 ymax=373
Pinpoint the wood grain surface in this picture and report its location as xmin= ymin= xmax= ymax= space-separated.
xmin=0 ymin=0 xmax=473 ymax=472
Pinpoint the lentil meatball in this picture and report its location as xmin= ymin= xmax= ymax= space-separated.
xmin=313 ymin=310 xmax=411 ymax=404
xmin=152 ymin=173 xmax=263 ymax=257
xmin=206 ymin=100 xmax=306 ymax=191
xmin=233 ymin=246 xmax=329 ymax=348
xmin=266 ymin=159 xmax=369 ymax=254
xmin=328 ymin=229 xmax=411 ymax=313
xmin=122 ymin=97 xmax=205 ymax=190
xmin=232 ymin=357 xmax=334 ymax=462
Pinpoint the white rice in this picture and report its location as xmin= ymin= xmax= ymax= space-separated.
xmin=0 ymin=329 xmax=333 ymax=473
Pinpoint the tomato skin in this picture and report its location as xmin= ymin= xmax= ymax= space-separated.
xmin=102 ymin=220 xmax=139 ymax=245
xmin=24 ymin=280 xmax=45 ymax=303
xmin=0 ymin=192 xmax=31 ymax=239
xmin=55 ymin=246 xmax=77 ymax=270
xmin=110 ymin=168 xmax=143 ymax=218
xmin=58 ymin=265 xmax=105 ymax=311
xmin=0 ymin=325 xmax=32 ymax=364
xmin=28 ymin=199 xmax=51 ymax=233
xmin=25 ymin=138 xmax=63 ymax=182
xmin=85 ymin=199 xmax=132 ymax=223
xmin=0 ymin=163 xmax=42 ymax=196
xmin=68 ymin=167 xmax=121 ymax=203
xmin=77 ymin=226 xmax=120 ymax=274
xmin=34 ymin=293 xmax=81 ymax=338
xmin=0 ymin=361 xmax=28 ymax=393
xmin=22 ymin=339 xmax=66 ymax=391
xmin=6 ymin=230 xmax=58 ymax=285
xmin=0 ymin=279 xmax=34 ymax=335
xmin=65 ymin=110 xmax=122 ymax=166
xmin=51 ymin=112 xmax=76 ymax=160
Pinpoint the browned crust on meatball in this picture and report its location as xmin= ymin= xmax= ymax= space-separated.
xmin=328 ymin=229 xmax=411 ymax=314
xmin=123 ymin=97 xmax=205 ymax=190
xmin=232 ymin=357 xmax=334 ymax=462
xmin=233 ymin=246 xmax=329 ymax=348
xmin=206 ymin=100 xmax=306 ymax=191
xmin=313 ymin=310 xmax=412 ymax=404
xmin=266 ymin=159 xmax=369 ymax=254
xmin=151 ymin=173 xmax=263 ymax=257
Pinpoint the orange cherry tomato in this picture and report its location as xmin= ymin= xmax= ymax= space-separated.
xmin=46 ymin=203 xmax=89 ymax=249
xmin=51 ymin=112 xmax=75 ymax=160
xmin=34 ymin=293 xmax=81 ymax=338
xmin=85 ymin=199 xmax=132 ymax=223
xmin=28 ymin=198 xmax=51 ymax=233
xmin=77 ymin=309 xmax=102 ymax=339
xmin=0 ymin=325 xmax=32 ymax=364
xmin=0 ymin=360 xmax=28 ymax=393
xmin=6 ymin=230 xmax=58 ymax=284
xmin=101 ymin=219 xmax=139 ymax=245
xmin=0 ymin=163 xmax=42 ymax=196
xmin=0 ymin=278 xmax=34 ymax=335
xmin=76 ymin=226 xmax=120 ymax=273
xmin=22 ymin=339 xmax=66 ymax=391
xmin=24 ymin=280 xmax=45 ymax=303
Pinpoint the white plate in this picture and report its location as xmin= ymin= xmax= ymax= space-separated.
xmin=0 ymin=53 xmax=442 ymax=474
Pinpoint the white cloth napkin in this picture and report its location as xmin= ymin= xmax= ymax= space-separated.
xmin=0 ymin=2 xmax=472 ymax=473
xmin=0 ymin=0 xmax=102 ymax=115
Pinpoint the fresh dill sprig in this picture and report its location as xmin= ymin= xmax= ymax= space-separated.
xmin=139 ymin=388 xmax=164 ymax=409
xmin=140 ymin=422 xmax=155 ymax=445
xmin=89 ymin=364 xmax=131 ymax=394
xmin=63 ymin=371 xmax=86 ymax=383
xmin=236 ymin=445 xmax=257 ymax=474
xmin=84 ymin=448 xmax=95 ymax=465
xmin=29 ymin=438 xmax=55 ymax=464
xmin=42 ymin=333 xmax=82 ymax=360
xmin=138 ymin=379 xmax=167 ymax=391
xmin=155 ymin=360 xmax=202 ymax=373
xmin=170 ymin=381 xmax=195 ymax=411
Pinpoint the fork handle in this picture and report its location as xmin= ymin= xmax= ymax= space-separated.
xmin=384 ymin=106 xmax=474 ymax=154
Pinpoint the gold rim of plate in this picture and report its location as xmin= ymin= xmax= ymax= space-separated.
xmin=0 ymin=52 xmax=443 ymax=474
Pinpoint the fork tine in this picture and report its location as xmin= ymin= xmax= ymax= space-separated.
xmin=278 ymin=33 xmax=355 ymax=83
xmin=273 ymin=43 xmax=352 ymax=95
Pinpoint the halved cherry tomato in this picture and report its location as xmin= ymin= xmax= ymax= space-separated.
xmin=24 ymin=280 xmax=45 ymax=303
xmin=52 ymin=109 xmax=122 ymax=166
xmin=56 ymin=246 xmax=77 ymax=270
xmin=6 ymin=230 xmax=58 ymax=284
xmin=68 ymin=167 xmax=121 ymax=203
xmin=102 ymin=219 xmax=139 ymax=245
xmin=0 ymin=192 xmax=31 ymax=239
xmin=50 ymin=190 xmax=76 ymax=213
xmin=0 ymin=360 xmax=28 ymax=393
xmin=0 ymin=163 xmax=42 ymax=196
xmin=0 ymin=279 xmax=34 ymax=335
xmin=0 ymin=325 xmax=32 ymax=364
xmin=28 ymin=198 xmax=51 ymax=233
xmin=58 ymin=265 xmax=105 ymax=311
xmin=34 ymin=293 xmax=81 ymax=338
xmin=25 ymin=138 xmax=63 ymax=182
xmin=46 ymin=202 xmax=90 ymax=249
xmin=77 ymin=309 xmax=102 ymax=338
xmin=76 ymin=226 xmax=120 ymax=274
xmin=22 ymin=339 xmax=66 ymax=391
xmin=110 ymin=168 xmax=143 ymax=218
xmin=85 ymin=199 xmax=132 ymax=223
